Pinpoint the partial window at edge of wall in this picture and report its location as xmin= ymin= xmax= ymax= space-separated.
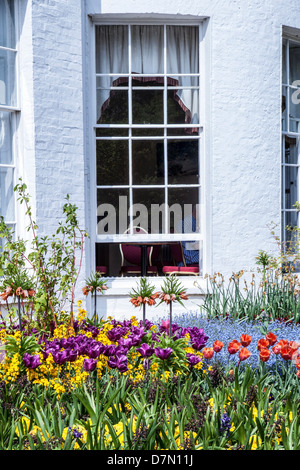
xmin=282 ymin=32 xmax=300 ymax=269
xmin=0 ymin=0 xmax=18 ymax=247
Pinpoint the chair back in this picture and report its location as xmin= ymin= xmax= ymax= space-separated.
xmin=120 ymin=227 xmax=153 ymax=266
xmin=170 ymin=242 xmax=185 ymax=266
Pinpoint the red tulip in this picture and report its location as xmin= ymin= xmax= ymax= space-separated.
xmin=228 ymin=340 xmax=241 ymax=354
xmin=272 ymin=339 xmax=288 ymax=354
xmin=202 ymin=347 xmax=214 ymax=360
xmin=266 ymin=332 xmax=277 ymax=346
xmin=257 ymin=338 xmax=270 ymax=351
xmin=240 ymin=334 xmax=252 ymax=347
xmin=259 ymin=348 xmax=271 ymax=362
xmin=280 ymin=345 xmax=294 ymax=361
xmin=213 ymin=340 xmax=223 ymax=353
xmin=296 ymin=370 xmax=300 ymax=379
xmin=238 ymin=347 xmax=251 ymax=362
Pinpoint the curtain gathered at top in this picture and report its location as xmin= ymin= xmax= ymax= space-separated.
xmin=95 ymin=25 xmax=199 ymax=126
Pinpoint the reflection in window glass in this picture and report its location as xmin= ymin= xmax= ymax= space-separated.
xmin=97 ymin=188 xmax=129 ymax=235
xmin=97 ymin=140 xmax=129 ymax=186
xmin=0 ymin=112 xmax=13 ymax=164
xmin=167 ymin=140 xmax=198 ymax=185
xmin=132 ymin=140 xmax=164 ymax=185
xmin=0 ymin=167 xmax=14 ymax=221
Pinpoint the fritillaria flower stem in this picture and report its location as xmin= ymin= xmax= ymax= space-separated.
xmin=17 ymin=296 xmax=22 ymax=331
xmin=143 ymin=303 xmax=146 ymax=328
xmin=169 ymin=301 xmax=173 ymax=336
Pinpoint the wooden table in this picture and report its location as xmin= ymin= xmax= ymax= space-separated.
xmin=123 ymin=241 xmax=178 ymax=276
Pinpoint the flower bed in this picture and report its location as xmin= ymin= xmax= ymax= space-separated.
xmin=1 ymin=302 xmax=300 ymax=450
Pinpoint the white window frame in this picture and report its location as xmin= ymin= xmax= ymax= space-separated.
xmin=87 ymin=16 xmax=209 ymax=279
xmin=282 ymin=35 xmax=300 ymax=253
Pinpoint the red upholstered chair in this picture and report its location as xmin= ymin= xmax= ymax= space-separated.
xmin=119 ymin=227 xmax=158 ymax=276
xmin=96 ymin=265 xmax=108 ymax=275
xmin=162 ymin=242 xmax=199 ymax=276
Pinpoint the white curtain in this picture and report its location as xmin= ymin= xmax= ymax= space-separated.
xmin=95 ymin=25 xmax=199 ymax=125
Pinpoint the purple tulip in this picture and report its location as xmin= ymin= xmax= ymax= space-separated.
xmin=136 ymin=343 xmax=154 ymax=358
xmin=154 ymin=347 xmax=173 ymax=360
xmin=23 ymin=353 xmax=41 ymax=369
xmin=186 ymin=353 xmax=201 ymax=365
xmin=108 ymin=353 xmax=128 ymax=373
xmin=52 ymin=350 xmax=69 ymax=365
xmin=83 ymin=358 xmax=97 ymax=372
xmin=68 ymin=348 xmax=79 ymax=362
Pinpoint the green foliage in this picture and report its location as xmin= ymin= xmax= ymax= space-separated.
xmin=0 ymin=179 xmax=88 ymax=331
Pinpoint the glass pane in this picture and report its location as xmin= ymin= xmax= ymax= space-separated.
xmin=289 ymin=41 xmax=300 ymax=86
xmin=97 ymin=140 xmax=129 ymax=186
xmin=282 ymin=86 xmax=288 ymax=132
xmin=0 ymin=167 xmax=14 ymax=221
xmin=167 ymin=139 xmax=199 ymax=185
xmin=166 ymin=26 xmax=199 ymax=75
xmin=97 ymin=84 xmax=128 ymax=124
xmin=132 ymin=127 xmax=164 ymax=137
xmin=285 ymin=210 xmax=299 ymax=254
xmin=168 ymin=187 xmax=200 ymax=235
xmin=132 ymin=77 xmax=164 ymax=87
xmin=0 ymin=49 xmax=16 ymax=107
xmin=285 ymin=165 xmax=299 ymax=210
xmin=97 ymin=188 xmax=129 ymax=235
xmin=282 ymin=40 xmax=287 ymax=85
xmin=284 ymin=136 xmax=300 ymax=165
xmin=131 ymin=25 xmax=164 ymax=75
xmin=96 ymin=127 xmax=128 ymax=137
xmin=132 ymin=188 xmax=165 ymax=234
xmin=95 ymin=25 xmax=128 ymax=74
xmin=0 ymin=0 xmax=15 ymax=49
xmin=167 ymin=88 xmax=199 ymax=125
xmin=167 ymin=127 xmax=200 ymax=136
xmin=0 ymin=111 xmax=13 ymax=164
xmin=132 ymin=89 xmax=164 ymax=124
xmin=132 ymin=140 xmax=164 ymax=185
xmin=289 ymin=86 xmax=300 ymax=133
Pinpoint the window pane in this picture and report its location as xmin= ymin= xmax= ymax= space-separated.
xmin=131 ymin=25 xmax=164 ymax=74
xmin=95 ymin=25 xmax=128 ymax=74
xmin=284 ymin=136 xmax=299 ymax=165
xmin=166 ymin=26 xmax=199 ymax=75
xmin=97 ymin=188 xmax=129 ymax=235
xmin=0 ymin=167 xmax=14 ymax=221
xmin=167 ymin=88 xmax=199 ymax=125
xmin=97 ymin=84 xmax=128 ymax=124
xmin=132 ymin=140 xmax=164 ymax=185
xmin=289 ymin=85 xmax=300 ymax=132
xmin=0 ymin=48 xmax=16 ymax=107
xmin=0 ymin=111 xmax=13 ymax=164
xmin=167 ymin=139 xmax=199 ymax=185
xmin=132 ymin=188 xmax=165 ymax=234
xmin=285 ymin=210 xmax=299 ymax=254
xmin=285 ymin=165 xmax=299 ymax=210
xmin=132 ymin=127 xmax=164 ymax=137
xmin=132 ymin=89 xmax=164 ymax=124
xmin=289 ymin=41 xmax=300 ymax=86
xmin=282 ymin=86 xmax=288 ymax=132
xmin=97 ymin=140 xmax=129 ymax=186
xmin=168 ymin=187 xmax=200 ymax=234
xmin=0 ymin=0 xmax=15 ymax=49
xmin=282 ymin=41 xmax=287 ymax=84
xmin=96 ymin=127 xmax=128 ymax=137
